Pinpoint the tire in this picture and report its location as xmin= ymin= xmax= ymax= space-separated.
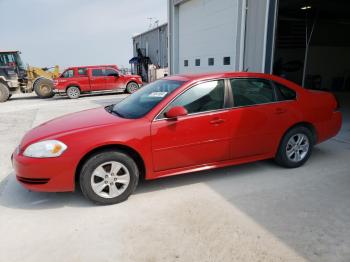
xmin=0 ymin=82 xmax=10 ymax=102
xmin=66 ymin=86 xmax=80 ymax=99
xmin=126 ymin=82 xmax=139 ymax=94
xmin=79 ymin=151 xmax=139 ymax=205
xmin=34 ymin=78 xmax=55 ymax=98
xmin=275 ymin=126 xmax=314 ymax=168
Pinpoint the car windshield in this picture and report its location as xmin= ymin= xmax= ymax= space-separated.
xmin=112 ymin=79 xmax=185 ymax=119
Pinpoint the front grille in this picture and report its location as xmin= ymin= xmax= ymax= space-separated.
xmin=17 ymin=176 xmax=50 ymax=185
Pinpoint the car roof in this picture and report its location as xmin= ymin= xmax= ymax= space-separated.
xmin=166 ymin=72 xmax=276 ymax=82
xmin=66 ymin=65 xmax=119 ymax=70
xmin=165 ymin=72 xmax=304 ymax=92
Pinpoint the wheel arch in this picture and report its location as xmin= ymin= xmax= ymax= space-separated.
xmin=75 ymin=144 xmax=146 ymax=188
xmin=66 ymin=84 xmax=81 ymax=92
xmin=126 ymin=80 xmax=138 ymax=86
xmin=281 ymin=122 xmax=318 ymax=146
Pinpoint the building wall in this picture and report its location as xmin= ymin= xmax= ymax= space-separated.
xmin=168 ymin=0 xmax=273 ymax=75
xmin=243 ymin=0 xmax=272 ymax=73
xmin=132 ymin=24 xmax=168 ymax=68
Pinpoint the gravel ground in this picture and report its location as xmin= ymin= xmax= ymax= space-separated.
xmin=0 ymin=92 xmax=349 ymax=262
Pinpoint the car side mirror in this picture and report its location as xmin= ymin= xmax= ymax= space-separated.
xmin=165 ymin=106 xmax=188 ymax=119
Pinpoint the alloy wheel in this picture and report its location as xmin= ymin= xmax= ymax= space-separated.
xmin=90 ymin=161 xmax=130 ymax=199
xmin=286 ymin=133 xmax=310 ymax=162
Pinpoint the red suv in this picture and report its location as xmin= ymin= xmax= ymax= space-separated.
xmin=53 ymin=65 xmax=143 ymax=99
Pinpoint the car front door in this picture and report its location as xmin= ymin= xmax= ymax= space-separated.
xmin=105 ymin=68 xmax=124 ymax=91
xmin=228 ymin=78 xmax=296 ymax=159
xmin=151 ymin=79 xmax=231 ymax=172
xmin=90 ymin=68 xmax=107 ymax=91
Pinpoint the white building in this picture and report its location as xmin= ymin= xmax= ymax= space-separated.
xmin=168 ymin=0 xmax=350 ymax=91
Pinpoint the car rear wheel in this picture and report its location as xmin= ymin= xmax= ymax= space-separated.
xmin=66 ymin=86 xmax=80 ymax=99
xmin=126 ymin=82 xmax=139 ymax=94
xmin=80 ymin=151 xmax=139 ymax=205
xmin=0 ymin=82 xmax=10 ymax=102
xmin=275 ymin=126 xmax=314 ymax=168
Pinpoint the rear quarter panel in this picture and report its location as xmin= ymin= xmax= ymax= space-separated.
xmin=298 ymin=90 xmax=341 ymax=143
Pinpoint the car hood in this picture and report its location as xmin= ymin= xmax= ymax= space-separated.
xmin=20 ymin=107 xmax=127 ymax=148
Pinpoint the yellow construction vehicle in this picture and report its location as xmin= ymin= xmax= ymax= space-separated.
xmin=26 ymin=65 xmax=60 ymax=98
xmin=0 ymin=50 xmax=60 ymax=102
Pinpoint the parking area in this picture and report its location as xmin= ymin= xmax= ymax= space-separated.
xmin=0 ymin=93 xmax=350 ymax=262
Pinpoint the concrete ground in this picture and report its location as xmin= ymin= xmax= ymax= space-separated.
xmin=0 ymin=92 xmax=349 ymax=262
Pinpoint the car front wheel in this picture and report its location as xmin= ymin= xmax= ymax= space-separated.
xmin=80 ymin=151 xmax=139 ymax=205
xmin=275 ymin=126 xmax=314 ymax=168
xmin=126 ymin=82 xmax=139 ymax=94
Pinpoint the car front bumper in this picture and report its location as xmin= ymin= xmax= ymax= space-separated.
xmin=12 ymin=150 xmax=75 ymax=192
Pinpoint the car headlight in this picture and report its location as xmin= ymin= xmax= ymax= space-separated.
xmin=23 ymin=140 xmax=67 ymax=158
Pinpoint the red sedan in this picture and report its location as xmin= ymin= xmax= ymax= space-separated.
xmin=12 ymin=72 xmax=342 ymax=204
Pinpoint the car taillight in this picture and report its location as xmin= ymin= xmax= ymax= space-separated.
xmin=333 ymin=94 xmax=340 ymax=111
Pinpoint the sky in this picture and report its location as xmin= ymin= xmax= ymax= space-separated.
xmin=0 ymin=0 xmax=167 ymax=69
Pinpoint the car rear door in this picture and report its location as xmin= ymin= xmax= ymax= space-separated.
xmin=151 ymin=79 xmax=232 ymax=172
xmin=228 ymin=78 xmax=297 ymax=159
xmin=89 ymin=68 xmax=107 ymax=91
xmin=76 ymin=67 xmax=91 ymax=92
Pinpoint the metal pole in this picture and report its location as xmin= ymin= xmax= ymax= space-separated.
xmin=239 ymin=0 xmax=247 ymax=71
xmin=302 ymin=11 xmax=317 ymax=87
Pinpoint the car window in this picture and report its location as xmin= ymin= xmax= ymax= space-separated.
xmin=92 ymin=69 xmax=104 ymax=77
xmin=77 ymin=68 xmax=87 ymax=76
xmin=274 ymin=82 xmax=296 ymax=101
xmin=61 ymin=69 xmax=74 ymax=78
xmin=230 ymin=78 xmax=275 ymax=107
xmin=160 ymin=80 xmax=225 ymax=118
xmin=105 ymin=69 xmax=119 ymax=77
xmin=112 ymin=80 xmax=185 ymax=119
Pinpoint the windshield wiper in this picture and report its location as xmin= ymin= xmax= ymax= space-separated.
xmin=106 ymin=105 xmax=126 ymax=118
xmin=104 ymin=105 xmax=114 ymax=113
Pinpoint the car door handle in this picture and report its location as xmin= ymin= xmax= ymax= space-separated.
xmin=275 ymin=108 xmax=287 ymax=115
xmin=210 ymin=118 xmax=225 ymax=125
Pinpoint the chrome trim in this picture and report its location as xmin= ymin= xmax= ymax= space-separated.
xmin=153 ymin=77 xmax=298 ymax=122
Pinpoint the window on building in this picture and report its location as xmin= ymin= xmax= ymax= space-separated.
xmin=231 ymin=78 xmax=276 ymax=107
xmin=61 ymin=69 xmax=74 ymax=78
xmin=274 ymin=82 xmax=297 ymax=101
xmin=223 ymin=57 xmax=231 ymax=65
xmin=77 ymin=68 xmax=87 ymax=76
xmin=208 ymin=58 xmax=214 ymax=66
xmin=92 ymin=69 xmax=104 ymax=77
xmin=184 ymin=60 xmax=189 ymax=67
xmin=195 ymin=59 xmax=200 ymax=66
xmin=161 ymin=80 xmax=225 ymax=117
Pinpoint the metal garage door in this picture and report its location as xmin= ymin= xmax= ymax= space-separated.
xmin=177 ymin=0 xmax=240 ymax=73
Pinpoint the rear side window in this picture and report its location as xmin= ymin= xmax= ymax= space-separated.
xmin=78 ymin=68 xmax=87 ymax=76
xmin=61 ymin=69 xmax=74 ymax=78
xmin=92 ymin=69 xmax=104 ymax=77
xmin=274 ymin=82 xmax=296 ymax=101
xmin=231 ymin=78 xmax=275 ymax=107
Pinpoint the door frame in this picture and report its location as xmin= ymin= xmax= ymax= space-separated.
xmin=152 ymin=78 xmax=232 ymax=122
